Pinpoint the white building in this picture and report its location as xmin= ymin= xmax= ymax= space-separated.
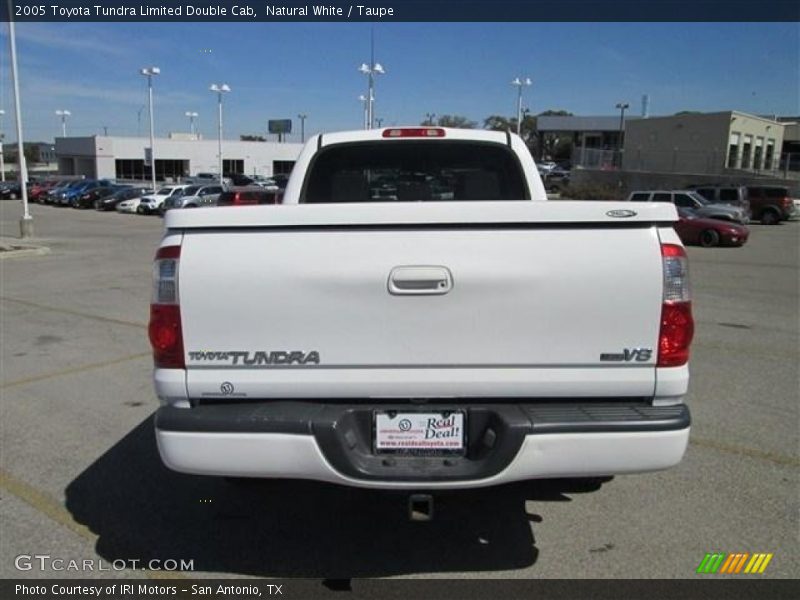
xmin=54 ymin=135 xmax=304 ymax=182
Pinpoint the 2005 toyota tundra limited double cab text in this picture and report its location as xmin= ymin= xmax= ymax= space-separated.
xmin=149 ymin=127 xmax=694 ymax=494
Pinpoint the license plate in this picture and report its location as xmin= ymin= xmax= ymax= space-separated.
xmin=374 ymin=411 xmax=466 ymax=455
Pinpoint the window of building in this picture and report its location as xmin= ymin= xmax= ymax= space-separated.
xmin=727 ymin=132 xmax=740 ymax=168
xmin=222 ymin=159 xmax=244 ymax=175
xmin=741 ymin=135 xmax=753 ymax=169
xmin=753 ymin=137 xmax=764 ymax=170
xmin=273 ymin=160 xmax=295 ymax=175
xmin=764 ymin=139 xmax=775 ymax=170
xmin=116 ymin=159 xmax=187 ymax=182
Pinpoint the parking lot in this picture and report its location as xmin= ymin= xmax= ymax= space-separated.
xmin=0 ymin=201 xmax=797 ymax=580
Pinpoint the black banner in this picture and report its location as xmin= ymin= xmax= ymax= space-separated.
xmin=2 ymin=0 xmax=799 ymax=22
xmin=3 ymin=579 xmax=800 ymax=600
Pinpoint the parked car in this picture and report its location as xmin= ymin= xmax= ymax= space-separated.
xmin=228 ymin=174 xmax=254 ymax=186
xmin=627 ymin=190 xmax=749 ymax=224
xmin=686 ymin=185 xmax=750 ymax=214
xmin=742 ymin=185 xmax=797 ymax=225
xmin=543 ymin=167 xmax=570 ymax=192
xmin=0 ymin=182 xmax=23 ymax=200
xmin=138 ymin=185 xmax=189 ymax=214
xmin=74 ymin=185 xmax=127 ymax=209
xmin=271 ymin=173 xmax=290 ymax=189
xmin=162 ymin=184 xmax=225 ymax=211
xmin=674 ymin=207 xmax=749 ymax=247
xmin=46 ymin=180 xmax=84 ymax=204
xmin=216 ymin=186 xmax=281 ymax=206
xmin=60 ymin=180 xmax=113 ymax=206
xmin=96 ymin=186 xmax=151 ymax=211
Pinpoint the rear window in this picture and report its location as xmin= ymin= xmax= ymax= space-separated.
xmin=301 ymin=141 xmax=528 ymax=203
xmin=629 ymin=192 xmax=650 ymax=202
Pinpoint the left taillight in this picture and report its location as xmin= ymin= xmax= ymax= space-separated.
xmin=148 ymin=245 xmax=184 ymax=369
xmin=658 ymin=244 xmax=694 ymax=367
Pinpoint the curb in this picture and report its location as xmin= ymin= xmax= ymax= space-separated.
xmin=0 ymin=243 xmax=51 ymax=259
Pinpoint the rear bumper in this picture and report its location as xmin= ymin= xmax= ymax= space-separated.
xmin=155 ymin=401 xmax=690 ymax=489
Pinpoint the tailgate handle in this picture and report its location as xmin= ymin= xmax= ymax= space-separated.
xmin=388 ymin=266 xmax=453 ymax=296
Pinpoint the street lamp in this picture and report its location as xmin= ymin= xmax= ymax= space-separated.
xmin=185 ymin=111 xmax=198 ymax=137
xmin=511 ymin=77 xmax=532 ymax=136
xmin=0 ymin=109 xmax=5 ymax=182
xmin=358 ymin=61 xmax=385 ymax=129
xmin=297 ymin=113 xmax=307 ymax=143
xmin=425 ymin=112 xmax=436 ymax=126
xmin=7 ymin=10 xmax=32 ymax=237
xmin=358 ymin=95 xmax=368 ymax=130
xmin=55 ymin=109 xmax=71 ymax=137
xmin=615 ymin=102 xmax=629 ymax=167
xmin=140 ymin=66 xmax=160 ymax=192
xmin=209 ymin=83 xmax=230 ymax=186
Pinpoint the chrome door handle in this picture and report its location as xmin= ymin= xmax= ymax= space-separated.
xmin=388 ymin=266 xmax=453 ymax=296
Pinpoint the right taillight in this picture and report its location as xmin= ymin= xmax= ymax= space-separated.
xmin=148 ymin=245 xmax=185 ymax=369
xmin=658 ymin=244 xmax=694 ymax=367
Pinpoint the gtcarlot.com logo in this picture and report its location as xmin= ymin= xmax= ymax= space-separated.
xmin=14 ymin=554 xmax=194 ymax=572
xmin=696 ymin=552 xmax=773 ymax=574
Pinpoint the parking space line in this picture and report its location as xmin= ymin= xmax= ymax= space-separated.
xmin=1 ymin=352 xmax=151 ymax=390
xmin=0 ymin=296 xmax=146 ymax=329
xmin=690 ymin=436 xmax=800 ymax=468
xmin=0 ymin=469 xmax=185 ymax=580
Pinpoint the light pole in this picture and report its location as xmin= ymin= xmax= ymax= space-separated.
xmin=140 ymin=67 xmax=160 ymax=191
xmin=615 ymin=102 xmax=629 ymax=167
xmin=358 ymin=95 xmax=368 ymax=130
xmin=358 ymin=62 xmax=385 ymax=129
xmin=0 ymin=109 xmax=5 ymax=182
xmin=511 ymin=77 xmax=532 ymax=136
xmin=375 ymin=117 xmax=383 ymax=128
xmin=55 ymin=109 xmax=71 ymax=137
xmin=7 ymin=9 xmax=32 ymax=237
xmin=185 ymin=111 xmax=198 ymax=137
xmin=425 ymin=112 xmax=436 ymax=126
xmin=210 ymin=84 xmax=230 ymax=186
xmin=297 ymin=113 xmax=307 ymax=143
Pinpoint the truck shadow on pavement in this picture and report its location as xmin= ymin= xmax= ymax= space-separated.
xmin=65 ymin=415 xmax=608 ymax=578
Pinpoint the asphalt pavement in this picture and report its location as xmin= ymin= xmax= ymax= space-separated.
xmin=0 ymin=200 xmax=797 ymax=581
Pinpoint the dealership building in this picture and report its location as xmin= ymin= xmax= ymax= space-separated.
xmin=54 ymin=134 xmax=304 ymax=182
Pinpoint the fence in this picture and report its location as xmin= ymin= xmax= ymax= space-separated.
xmin=571 ymin=147 xmax=799 ymax=179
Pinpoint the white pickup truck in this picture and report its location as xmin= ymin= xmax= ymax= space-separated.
xmin=149 ymin=127 xmax=693 ymax=493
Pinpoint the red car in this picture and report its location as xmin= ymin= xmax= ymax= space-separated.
xmin=675 ymin=207 xmax=749 ymax=247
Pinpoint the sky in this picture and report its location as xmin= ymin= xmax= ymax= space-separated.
xmin=0 ymin=21 xmax=798 ymax=143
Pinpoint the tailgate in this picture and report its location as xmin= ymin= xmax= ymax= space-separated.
xmin=173 ymin=201 xmax=673 ymax=400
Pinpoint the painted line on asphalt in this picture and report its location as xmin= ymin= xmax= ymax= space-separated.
xmin=0 ymin=296 xmax=146 ymax=329
xmin=690 ymin=436 xmax=800 ymax=468
xmin=0 ymin=469 xmax=185 ymax=580
xmin=1 ymin=352 xmax=151 ymax=390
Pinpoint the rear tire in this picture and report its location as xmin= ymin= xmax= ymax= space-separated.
xmin=760 ymin=209 xmax=780 ymax=225
xmin=699 ymin=229 xmax=720 ymax=248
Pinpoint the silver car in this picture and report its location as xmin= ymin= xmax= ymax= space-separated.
xmin=627 ymin=190 xmax=749 ymax=224
xmin=162 ymin=185 xmax=225 ymax=211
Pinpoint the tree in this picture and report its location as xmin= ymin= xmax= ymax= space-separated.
xmin=425 ymin=114 xmax=476 ymax=129
xmin=485 ymin=109 xmax=574 ymax=159
xmin=240 ymin=134 xmax=266 ymax=142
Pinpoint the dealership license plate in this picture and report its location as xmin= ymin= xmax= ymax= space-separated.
xmin=374 ymin=411 xmax=466 ymax=454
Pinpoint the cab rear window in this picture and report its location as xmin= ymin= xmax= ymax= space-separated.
xmin=301 ymin=141 xmax=528 ymax=203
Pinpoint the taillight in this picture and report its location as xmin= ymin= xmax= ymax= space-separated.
xmin=382 ymin=128 xmax=445 ymax=138
xmin=658 ymin=244 xmax=694 ymax=367
xmin=148 ymin=245 xmax=184 ymax=369
xmin=781 ymin=196 xmax=792 ymax=209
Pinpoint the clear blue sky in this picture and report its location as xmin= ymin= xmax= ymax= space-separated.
xmin=0 ymin=21 xmax=798 ymax=143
